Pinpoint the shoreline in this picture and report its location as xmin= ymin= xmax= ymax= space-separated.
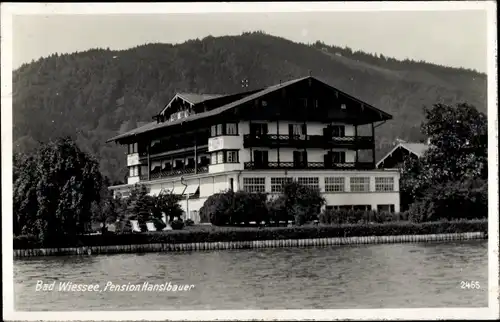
xmin=14 ymin=231 xmax=486 ymax=258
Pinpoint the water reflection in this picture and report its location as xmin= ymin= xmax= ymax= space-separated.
xmin=14 ymin=240 xmax=488 ymax=311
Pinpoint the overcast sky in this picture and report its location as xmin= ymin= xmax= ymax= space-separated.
xmin=13 ymin=10 xmax=488 ymax=72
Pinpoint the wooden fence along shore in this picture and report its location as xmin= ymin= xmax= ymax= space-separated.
xmin=13 ymin=232 xmax=486 ymax=258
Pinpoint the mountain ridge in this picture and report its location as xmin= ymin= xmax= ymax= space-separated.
xmin=12 ymin=31 xmax=487 ymax=182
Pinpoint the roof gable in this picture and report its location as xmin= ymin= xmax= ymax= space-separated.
xmin=159 ymin=92 xmax=225 ymax=115
xmin=376 ymin=142 xmax=429 ymax=168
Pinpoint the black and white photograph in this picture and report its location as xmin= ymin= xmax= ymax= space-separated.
xmin=1 ymin=2 xmax=498 ymax=320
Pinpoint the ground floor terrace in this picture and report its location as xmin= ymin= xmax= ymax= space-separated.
xmin=110 ymin=169 xmax=400 ymax=223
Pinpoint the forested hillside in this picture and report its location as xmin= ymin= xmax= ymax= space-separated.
xmin=13 ymin=31 xmax=487 ymax=183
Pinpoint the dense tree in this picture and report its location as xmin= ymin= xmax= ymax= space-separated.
xmin=13 ymin=32 xmax=487 ymax=182
xmin=400 ymin=103 xmax=487 ymax=221
xmin=151 ymin=189 xmax=183 ymax=223
xmin=199 ymin=190 xmax=268 ymax=226
xmin=13 ymin=137 xmax=102 ymax=244
xmin=274 ymin=181 xmax=326 ymax=225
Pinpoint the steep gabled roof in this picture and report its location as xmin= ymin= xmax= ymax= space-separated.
xmin=376 ymin=142 xmax=429 ymax=168
xmin=401 ymin=142 xmax=429 ymax=157
xmin=159 ymin=92 xmax=225 ymax=115
xmin=107 ymin=76 xmax=392 ymax=143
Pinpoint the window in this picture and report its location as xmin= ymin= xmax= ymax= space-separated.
xmin=350 ymin=177 xmax=370 ymax=192
xmin=199 ymin=155 xmax=209 ymax=166
xmin=211 ymin=150 xmax=239 ymax=164
xmin=301 ymin=98 xmax=308 ymax=107
xmin=289 ymin=124 xmax=306 ymax=137
xmin=253 ymin=150 xmax=269 ymax=167
xmin=325 ymin=177 xmax=345 ymax=192
xmin=341 ymin=103 xmax=347 ymax=109
xmin=250 ymin=123 xmax=268 ymax=137
xmin=243 ymin=177 xmax=266 ymax=193
xmin=331 ymin=125 xmax=345 ymax=137
xmin=226 ymin=151 xmax=239 ymax=163
xmin=327 ymin=151 xmax=345 ymax=163
xmin=298 ymin=177 xmax=320 ymax=190
xmin=261 ymin=100 xmax=268 ymax=107
xmin=293 ymin=151 xmax=308 ymax=167
xmin=129 ymin=166 xmax=139 ymax=177
xmin=226 ymin=123 xmax=238 ymax=135
xmin=271 ymin=177 xmax=293 ymax=193
xmin=210 ymin=124 xmax=228 ymax=137
xmin=375 ymin=177 xmax=394 ymax=191
xmin=377 ymin=204 xmax=395 ymax=213
xmin=128 ymin=143 xmax=138 ymax=154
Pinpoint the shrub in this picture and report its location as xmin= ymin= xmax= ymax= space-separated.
xmin=200 ymin=190 xmax=268 ymax=226
xmin=266 ymin=196 xmax=289 ymax=226
xmin=270 ymin=181 xmax=325 ymax=226
xmin=152 ymin=218 xmax=167 ymax=231
xmin=319 ymin=209 xmax=410 ymax=225
xmin=185 ymin=219 xmax=195 ymax=226
xmin=170 ymin=219 xmax=185 ymax=230
xmin=13 ymin=219 xmax=487 ymax=249
xmin=115 ymin=220 xmax=132 ymax=233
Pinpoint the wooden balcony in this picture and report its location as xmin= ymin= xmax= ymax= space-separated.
xmin=139 ymin=166 xmax=209 ymax=181
xmin=243 ymin=134 xmax=373 ymax=149
xmin=244 ymin=161 xmax=375 ymax=170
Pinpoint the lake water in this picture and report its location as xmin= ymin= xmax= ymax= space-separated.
xmin=14 ymin=240 xmax=488 ymax=310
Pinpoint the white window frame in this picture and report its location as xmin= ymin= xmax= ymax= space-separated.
xmin=129 ymin=165 xmax=139 ymax=177
xmin=271 ymin=177 xmax=293 ymax=193
xmin=325 ymin=177 xmax=345 ymax=192
xmin=217 ymin=151 xmax=224 ymax=164
xmin=375 ymin=177 xmax=394 ymax=192
xmin=297 ymin=177 xmax=320 ymax=190
xmin=243 ymin=177 xmax=266 ymax=193
xmin=350 ymin=177 xmax=370 ymax=192
xmin=226 ymin=123 xmax=238 ymax=135
xmin=226 ymin=151 xmax=238 ymax=163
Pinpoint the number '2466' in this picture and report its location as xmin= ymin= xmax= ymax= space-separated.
xmin=461 ymin=281 xmax=480 ymax=289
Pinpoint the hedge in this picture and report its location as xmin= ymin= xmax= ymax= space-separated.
xmin=13 ymin=219 xmax=487 ymax=249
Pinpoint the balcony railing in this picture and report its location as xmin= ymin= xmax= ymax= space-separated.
xmin=139 ymin=166 xmax=209 ymax=181
xmin=243 ymin=134 xmax=373 ymax=149
xmin=244 ymin=162 xmax=374 ymax=170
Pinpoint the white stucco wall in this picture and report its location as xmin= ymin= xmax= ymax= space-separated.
xmin=127 ymin=153 xmax=141 ymax=166
xmin=209 ymin=163 xmax=243 ymax=173
xmin=127 ymin=176 xmax=140 ymax=185
xmin=208 ymin=135 xmax=243 ymax=152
